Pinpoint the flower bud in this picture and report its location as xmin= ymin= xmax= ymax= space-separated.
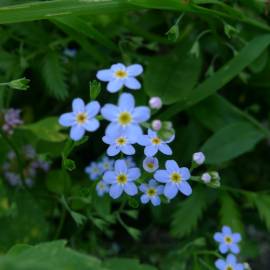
xmin=193 ymin=152 xmax=205 ymax=165
xmin=201 ymin=171 xmax=221 ymax=188
xmin=151 ymin=119 xmax=162 ymax=131
xmin=149 ymin=97 xmax=162 ymax=110
xmin=201 ymin=172 xmax=211 ymax=183
xmin=8 ymin=77 xmax=30 ymax=91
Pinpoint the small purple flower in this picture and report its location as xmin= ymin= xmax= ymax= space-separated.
xmin=143 ymin=157 xmax=159 ymax=173
xmin=154 ymin=160 xmax=191 ymax=199
xmin=102 ymin=130 xmax=136 ymax=156
xmin=23 ymin=145 xmax=37 ymax=159
xmin=137 ymin=129 xmax=174 ymax=157
xmin=96 ymin=181 xmax=109 ymax=197
xmin=85 ymin=162 xmax=102 ymax=180
xmin=149 ymin=97 xmax=162 ymax=109
xmin=2 ymin=108 xmax=23 ymax=135
xmin=214 ymin=226 xmax=241 ymax=254
xmin=103 ymin=159 xmax=140 ymax=199
xmin=101 ymin=93 xmax=150 ymax=141
xmin=4 ymin=172 xmax=21 ymax=186
xmin=125 ymin=156 xmax=136 ymax=168
xmin=139 ymin=179 xmax=163 ymax=206
xmin=96 ymin=63 xmax=143 ymax=93
xmin=99 ymin=156 xmax=114 ymax=173
xmin=59 ymin=98 xmax=100 ymax=141
xmin=215 ymin=254 xmax=244 ymax=270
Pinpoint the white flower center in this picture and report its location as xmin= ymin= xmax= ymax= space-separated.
xmin=147 ymin=188 xmax=156 ymax=197
xmin=118 ymin=112 xmax=132 ymax=126
xmin=224 ymin=236 xmax=233 ymax=244
xmin=116 ymin=136 xmax=127 ymax=146
xmin=170 ymin=172 xmax=181 ymax=183
xmin=226 ymin=265 xmax=234 ymax=270
xmin=151 ymin=137 xmax=161 ymax=145
xmin=76 ymin=112 xmax=87 ymax=124
xmin=114 ymin=69 xmax=128 ymax=79
xmin=117 ymin=173 xmax=127 ymax=184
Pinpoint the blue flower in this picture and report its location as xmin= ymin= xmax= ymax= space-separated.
xmin=125 ymin=156 xmax=136 ymax=168
xmin=103 ymin=159 xmax=140 ymax=199
xmin=85 ymin=162 xmax=102 ymax=180
xmin=59 ymin=98 xmax=100 ymax=141
xmin=215 ymin=254 xmax=244 ymax=270
xmin=101 ymin=93 xmax=150 ymax=141
xmin=143 ymin=157 xmax=159 ymax=173
xmin=96 ymin=63 xmax=143 ymax=93
xmin=139 ymin=179 xmax=163 ymax=206
xmin=99 ymin=156 xmax=114 ymax=173
xmin=137 ymin=129 xmax=174 ymax=157
xmin=102 ymin=130 xmax=136 ymax=156
xmin=214 ymin=226 xmax=241 ymax=254
xmin=154 ymin=160 xmax=191 ymax=199
xmin=96 ymin=181 xmax=109 ymax=197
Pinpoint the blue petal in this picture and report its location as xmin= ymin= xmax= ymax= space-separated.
xmin=107 ymin=145 xmax=120 ymax=156
xmin=59 ymin=113 xmax=75 ymax=127
xmin=141 ymin=194 xmax=150 ymax=204
xmin=164 ymin=182 xmax=178 ymax=199
xmin=102 ymin=135 xmax=114 ymax=145
xmin=127 ymin=168 xmax=141 ymax=181
xmin=219 ymin=243 xmax=229 ymax=254
xmin=165 ymin=160 xmax=179 ymax=172
xmin=179 ymin=167 xmax=191 ymax=181
xmin=222 ymin=226 xmax=232 ymax=235
xmin=132 ymin=107 xmax=150 ymax=123
xmin=235 ymin=264 xmax=244 ymax=270
xmin=214 ymin=232 xmax=223 ymax=242
xmin=109 ymin=184 xmax=123 ymax=199
xmin=156 ymin=185 xmax=164 ymax=195
xmin=145 ymin=145 xmax=158 ymax=157
xmin=86 ymin=101 xmax=100 ymax=117
xmin=107 ymin=79 xmax=124 ymax=93
xmin=122 ymin=144 xmax=135 ymax=155
xmin=178 ymin=181 xmax=192 ymax=196
xmin=105 ymin=123 xmax=122 ymax=137
xmin=83 ymin=119 xmax=99 ymax=132
xmin=118 ymin=93 xmax=135 ymax=110
xmin=154 ymin=170 xmax=169 ymax=183
xmin=72 ymin=98 xmax=85 ymax=113
xmin=232 ymin=233 xmax=241 ymax=243
xmin=101 ymin=104 xmax=119 ymax=121
xmin=124 ymin=77 xmax=141 ymax=89
xmin=137 ymin=135 xmax=150 ymax=146
xmin=111 ymin=63 xmax=126 ymax=71
xmin=151 ymin=196 xmax=160 ymax=206
xmin=149 ymin=179 xmax=157 ymax=187
xmin=215 ymin=259 xmax=226 ymax=270
xmin=70 ymin=125 xmax=85 ymax=141
xmin=115 ymin=159 xmax=127 ymax=173
xmin=125 ymin=124 xmax=143 ymax=141
xmin=148 ymin=129 xmax=157 ymax=137
xmin=96 ymin=69 xmax=113 ymax=81
xmin=103 ymin=171 xmax=116 ymax=184
xmin=127 ymin=64 xmax=143 ymax=76
xmin=124 ymin=182 xmax=138 ymax=196
xmin=227 ymin=254 xmax=237 ymax=264
xmin=139 ymin=184 xmax=148 ymax=193
xmin=230 ymin=243 xmax=240 ymax=254
xmin=159 ymin=144 xmax=172 ymax=155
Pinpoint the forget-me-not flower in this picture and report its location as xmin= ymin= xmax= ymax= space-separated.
xmin=214 ymin=226 xmax=241 ymax=254
xmin=139 ymin=179 xmax=163 ymax=206
xmin=103 ymin=159 xmax=140 ymax=199
xmin=137 ymin=129 xmax=174 ymax=157
xmin=215 ymin=254 xmax=244 ymax=270
xmin=99 ymin=156 xmax=114 ymax=173
xmin=85 ymin=161 xmax=102 ymax=180
xmin=59 ymin=98 xmax=100 ymax=141
xmin=102 ymin=130 xmax=136 ymax=156
xmin=154 ymin=160 xmax=191 ymax=199
xmin=101 ymin=93 xmax=150 ymax=140
xmin=96 ymin=181 xmax=109 ymax=197
xmin=96 ymin=63 xmax=143 ymax=93
xmin=143 ymin=157 xmax=159 ymax=173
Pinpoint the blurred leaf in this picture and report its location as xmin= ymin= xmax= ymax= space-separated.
xmin=104 ymin=258 xmax=156 ymax=270
xmin=46 ymin=170 xmax=71 ymax=195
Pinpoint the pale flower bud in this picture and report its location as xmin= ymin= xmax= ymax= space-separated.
xmin=193 ymin=152 xmax=205 ymax=165
xmin=149 ymin=97 xmax=162 ymax=109
xmin=201 ymin=172 xmax=211 ymax=183
xmin=151 ymin=120 xmax=162 ymax=131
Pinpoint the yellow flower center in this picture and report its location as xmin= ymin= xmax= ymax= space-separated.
xmin=151 ymin=137 xmax=161 ymax=145
xmin=147 ymin=188 xmax=156 ymax=197
xmin=98 ymin=183 xmax=105 ymax=189
xmin=225 ymin=236 xmax=232 ymax=244
xmin=118 ymin=112 xmax=132 ymax=126
xmin=226 ymin=266 xmax=233 ymax=270
xmin=117 ymin=174 xmax=127 ymax=184
xmin=147 ymin=162 xmax=154 ymax=169
xmin=116 ymin=136 xmax=127 ymax=146
xmin=76 ymin=112 xmax=87 ymax=124
xmin=170 ymin=172 xmax=181 ymax=183
xmin=115 ymin=69 xmax=127 ymax=78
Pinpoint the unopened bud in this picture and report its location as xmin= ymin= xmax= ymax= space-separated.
xmin=152 ymin=120 xmax=162 ymax=131
xmin=201 ymin=172 xmax=211 ymax=183
xmin=193 ymin=152 xmax=205 ymax=165
xmin=149 ymin=97 xmax=162 ymax=110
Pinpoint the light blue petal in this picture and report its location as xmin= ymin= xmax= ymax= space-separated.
xmin=141 ymin=194 xmax=150 ymax=204
xmin=227 ymin=254 xmax=237 ymax=264
xmin=156 ymin=185 xmax=164 ymax=195
xmin=70 ymin=125 xmax=85 ymax=141
xmin=101 ymin=104 xmax=119 ymax=121
xmin=107 ymin=145 xmax=120 ymax=156
xmin=127 ymin=64 xmax=143 ymax=76
xmin=107 ymin=79 xmax=124 ymax=93
xmin=151 ymin=196 xmax=160 ymax=206
xmin=122 ymin=144 xmax=135 ymax=155
xmin=127 ymin=168 xmax=141 ymax=181
xmin=149 ymin=179 xmax=157 ymax=187
xmin=139 ymin=184 xmax=148 ymax=193
xmin=109 ymin=184 xmax=123 ymax=199
xmin=102 ymin=135 xmax=114 ymax=145
xmin=145 ymin=145 xmax=158 ymax=157
xmin=179 ymin=167 xmax=191 ymax=181
xmin=124 ymin=182 xmax=138 ymax=196
xmin=118 ymin=93 xmax=135 ymax=110
xmin=222 ymin=226 xmax=232 ymax=235
xmin=230 ymin=244 xmax=240 ymax=254
xmin=86 ymin=101 xmax=100 ymax=117
xmin=148 ymin=129 xmax=157 ymax=137
xmin=83 ymin=119 xmax=99 ymax=132
xmin=232 ymin=233 xmax=242 ymax=243
xmin=154 ymin=170 xmax=169 ymax=183
xmin=235 ymin=264 xmax=244 ymax=270
xmin=214 ymin=232 xmax=223 ymax=242
xmin=115 ymin=159 xmax=127 ymax=173
xmin=96 ymin=69 xmax=113 ymax=81
xmin=105 ymin=123 xmax=122 ymax=137
xmin=159 ymin=144 xmax=172 ymax=155
xmin=164 ymin=182 xmax=178 ymax=199
xmin=125 ymin=124 xmax=143 ymax=141
xmin=103 ymin=171 xmax=116 ymax=184
xmin=165 ymin=160 xmax=179 ymax=172
xmin=215 ymin=259 xmax=226 ymax=270
xmin=165 ymin=133 xmax=175 ymax=143
xmin=111 ymin=63 xmax=126 ymax=71
xmin=137 ymin=135 xmax=150 ymax=146
xmin=132 ymin=106 xmax=150 ymax=123
xmin=178 ymin=181 xmax=192 ymax=196
xmin=124 ymin=77 xmax=141 ymax=89
xmin=59 ymin=113 xmax=75 ymax=127
xmin=219 ymin=243 xmax=229 ymax=254
xmin=72 ymin=98 xmax=85 ymax=113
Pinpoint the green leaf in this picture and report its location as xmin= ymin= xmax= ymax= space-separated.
xmin=42 ymin=50 xmax=68 ymax=100
xmin=144 ymin=43 xmax=202 ymax=104
xmin=201 ymin=122 xmax=264 ymax=164
xmin=46 ymin=170 xmax=71 ymax=195
xmin=104 ymin=258 xmax=156 ymax=270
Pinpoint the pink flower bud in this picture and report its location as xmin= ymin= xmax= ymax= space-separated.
xmin=151 ymin=120 xmax=162 ymax=131
xmin=149 ymin=97 xmax=162 ymax=109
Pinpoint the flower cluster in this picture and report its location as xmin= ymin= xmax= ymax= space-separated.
xmin=0 ymin=108 xmax=23 ymax=135
xmin=214 ymin=226 xmax=244 ymax=270
xmin=2 ymin=145 xmax=50 ymax=187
